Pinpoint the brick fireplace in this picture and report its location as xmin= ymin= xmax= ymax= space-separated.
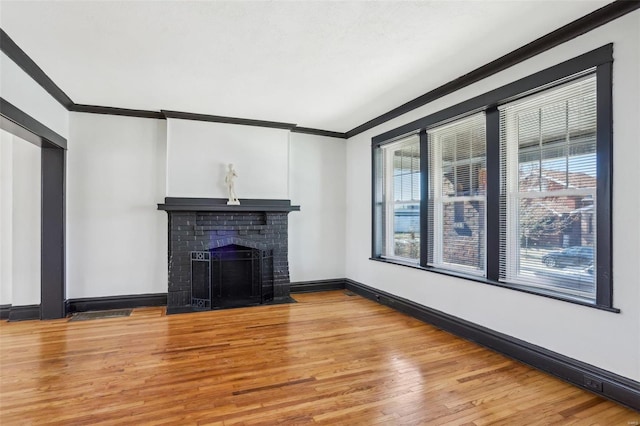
xmin=158 ymin=198 xmax=300 ymax=314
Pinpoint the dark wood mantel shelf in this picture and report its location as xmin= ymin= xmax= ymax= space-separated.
xmin=157 ymin=197 xmax=300 ymax=213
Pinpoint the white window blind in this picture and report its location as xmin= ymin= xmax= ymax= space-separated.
xmin=499 ymin=73 xmax=597 ymax=301
xmin=428 ymin=113 xmax=486 ymax=275
xmin=380 ymin=135 xmax=421 ymax=261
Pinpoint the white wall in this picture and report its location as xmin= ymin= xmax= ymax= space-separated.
xmin=0 ymin=130 xmax=13 ymax=305
xmin=166 ymin=119 xmax=290 ymax=199
xmin=0 ymin=52 xmax=69 ymax=139
xmin=289 ymin=133 xmax=346 ymax=282
xmin=166 ymin=120 xmax=346 ymax=282
xmin=345 ymin=11 xmax=640 ymax=381
xmin=66 ymin=112 xmax=167 ymax=298
xmin=64 ymin=113 xmax=346 ymax=298
xmin=0 ymin=131 xmax=42 ymax=306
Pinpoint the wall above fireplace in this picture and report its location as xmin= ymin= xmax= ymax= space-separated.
xmin=158 ymin=198 xmax=300 ymax=314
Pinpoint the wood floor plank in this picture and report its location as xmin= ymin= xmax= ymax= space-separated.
xmin=0 ymin=290 xmax=637 ymax=424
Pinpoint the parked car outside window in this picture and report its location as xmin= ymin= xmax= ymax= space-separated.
xmin=541 ymin=246 xmax=594 ymax=268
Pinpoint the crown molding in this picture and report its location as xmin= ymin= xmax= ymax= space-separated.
xmin=161 ymin=109 xmax=296 ymax=130
xmin=291 ymin=126 xmax=347 ymax=139
xmin=2 ymin=1 xmax=638 ymax=139
xmin=72 ymin=106 xmax=347 ymax=137
xmin=345 ymin=0 xmax=640 ymax=138
xmin=0 ymin=28 xmax=74 ymax=109
xmin=71 ymin=104 xmax=164 ymax=119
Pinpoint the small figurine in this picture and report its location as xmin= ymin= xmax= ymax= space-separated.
xmin=225 ymin=163 xmax=240 ymax=205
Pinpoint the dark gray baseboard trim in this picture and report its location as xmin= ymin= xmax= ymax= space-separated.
xmin=7 ymin=305 xmax=41 ymax=322
xmin=290 ymin=279 xmax=346 ymax=293
xmin=344 ymin=278 xmax=640 ymax=412
xmin=0 ymin=304 xmax=11 ymax=320
xmin=67 ymin=293 xmax=167 ymax=313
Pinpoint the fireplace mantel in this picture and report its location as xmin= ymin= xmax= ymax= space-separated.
xmin=158 ymin=197 xmax=300 ymax=212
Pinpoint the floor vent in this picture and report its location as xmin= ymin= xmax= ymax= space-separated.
xmin=69 ymin=309 xmax=132 ymax=322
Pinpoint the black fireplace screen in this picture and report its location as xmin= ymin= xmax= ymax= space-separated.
xmin=190 ymin=245 xmax=274 ymax=310
xmin=190 ymin=251 xmax=211 ymax=309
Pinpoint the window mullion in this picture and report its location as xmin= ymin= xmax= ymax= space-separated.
xmin=419 ymin=129 xmax=429 ymax=267
xmin=433 ymin=134 xmax=443 ymax=266
xmin=486 ymin=107 xmax=500 ymax=281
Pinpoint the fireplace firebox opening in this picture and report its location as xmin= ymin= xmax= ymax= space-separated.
xmin=191 ymin=245 xmax=274 ymax=310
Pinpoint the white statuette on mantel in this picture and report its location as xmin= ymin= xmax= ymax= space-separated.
xmin=225 ymin=163 xmax=240 ymax=205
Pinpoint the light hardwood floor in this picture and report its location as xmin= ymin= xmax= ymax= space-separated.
xmin=1 ymin=291 xmax=637 ymax=425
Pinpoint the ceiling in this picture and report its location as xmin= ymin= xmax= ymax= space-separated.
xmin=0 ymin=0 xmax=612 ymax=133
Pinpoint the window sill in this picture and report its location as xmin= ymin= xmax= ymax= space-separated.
xmin=369 ymin=257 xmax=620 ymax=313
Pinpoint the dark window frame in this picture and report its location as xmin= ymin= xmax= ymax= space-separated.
xmin=371 ymin=44 xmax=616 ymax=312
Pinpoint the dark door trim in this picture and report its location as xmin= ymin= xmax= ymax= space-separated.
xmin=0 ymin=97 xmax=66 ymax=319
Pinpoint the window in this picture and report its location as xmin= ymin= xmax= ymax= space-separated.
xmin=375 ymin=134 xmax=421 ymax=261
xmin=372 ymin=45 xmax=613 ymax=310
xmin=500 ymin=74 xmax=597 ymax=302
xmin=427 ymin=114 xmax=486 ymax=275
